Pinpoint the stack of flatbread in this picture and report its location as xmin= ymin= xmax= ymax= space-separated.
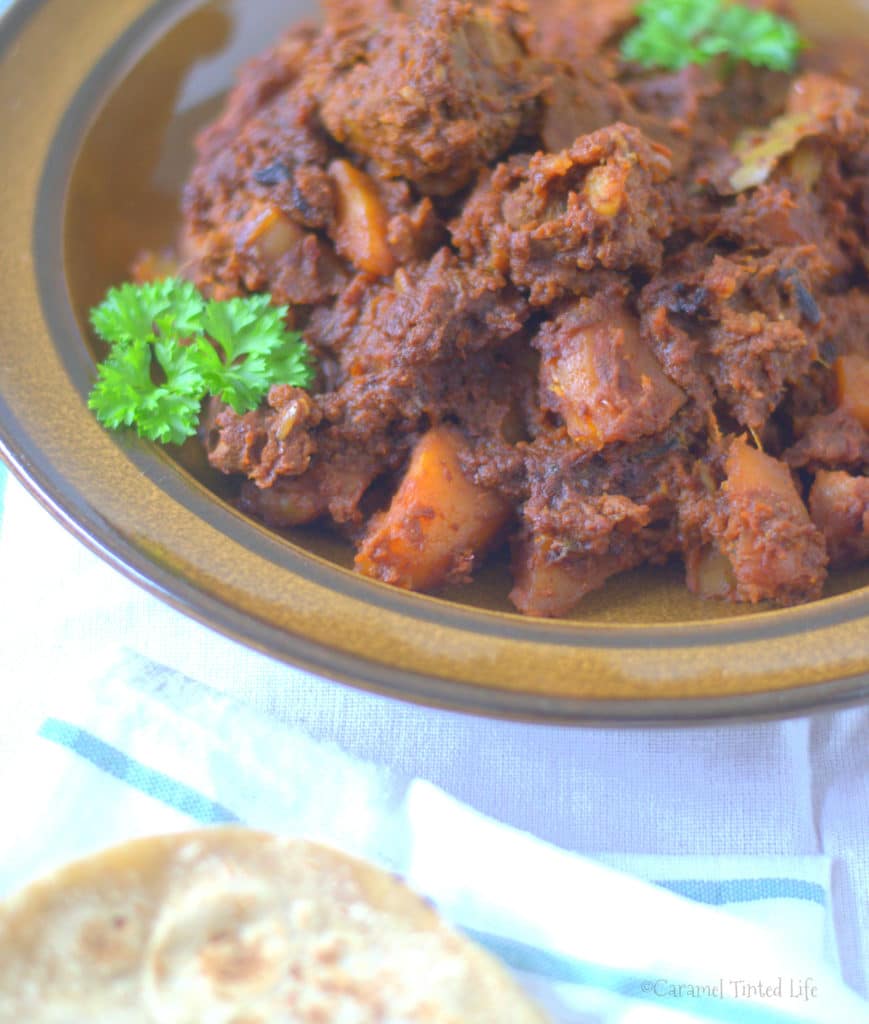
xmin=0 ymin=828 xmax=548 ymax=1022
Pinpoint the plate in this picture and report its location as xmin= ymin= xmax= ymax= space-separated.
xmin=0 ymin=0 xmax=867 ymax=722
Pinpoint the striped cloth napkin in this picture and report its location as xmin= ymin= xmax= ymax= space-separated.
xmin=0 ymin=641 xmax=865 ymax=1024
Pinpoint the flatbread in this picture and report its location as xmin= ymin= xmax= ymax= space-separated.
xmin=0 ymin=828 xmax=548 ymax=1023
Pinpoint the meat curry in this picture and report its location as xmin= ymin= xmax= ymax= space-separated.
xmin=165 ymin=0 xmax=869 ymax=617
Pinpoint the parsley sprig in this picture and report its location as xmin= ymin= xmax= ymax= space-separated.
xmin=87 ymin=278 xmax=315 ymax=445
xmin=621 ymin=0 xmax=804 ymax=73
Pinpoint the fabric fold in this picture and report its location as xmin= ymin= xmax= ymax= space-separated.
xmin=0 ymin=646 xmax=865 ymax=1023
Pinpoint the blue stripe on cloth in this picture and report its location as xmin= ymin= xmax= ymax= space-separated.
xmin=30 ymin=714 xmax=828 ymax=1022
xmin=39 ymin=718 xmax=241 ymax=825
xmin=656 ymin=878 xmax=827 ymax=909
xmin=463 ymin=929 xmax=810 ymax=1024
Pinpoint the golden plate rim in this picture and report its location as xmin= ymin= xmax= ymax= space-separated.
xmin=0 ymin=0 xmax=867 ymax=723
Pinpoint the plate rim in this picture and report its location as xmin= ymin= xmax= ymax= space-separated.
xmin=0 ymin=0 xmax=867 ymax=723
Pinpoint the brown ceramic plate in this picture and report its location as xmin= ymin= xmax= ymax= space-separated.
xmin=0 ymin=0 xmax=867 ymax=723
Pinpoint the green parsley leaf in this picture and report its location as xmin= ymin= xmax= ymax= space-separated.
xmin=620 ymin=0 xmax=804 ymax=73
xmin=200 ymin=294 xmax=284 ymax=363
xmin=196 ymin=294 xmax=314 ymax=412
xmin=266 ymin=338 xmax=317 ymax=396
xmin=192 ymin=336 xmax=272 ymax=413
xmin=88 ymin=339 xmax=157 ymax=430
xmin=131 ymin=386 xmax=205 ymax=446
xmin=87 ymin=336 xmax=206 ymax=446
xmin=152 ymin=278 xmax=207 ymax=338
xmin=87 ymin=278 xmax=316 ymax=445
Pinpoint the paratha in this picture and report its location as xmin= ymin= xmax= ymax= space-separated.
xmin=0 ymin=828 xmax=547 ymax=1023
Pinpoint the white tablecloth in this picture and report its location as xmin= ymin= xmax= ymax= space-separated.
xmin=1 ymin=460 xmax=867 ymax=1008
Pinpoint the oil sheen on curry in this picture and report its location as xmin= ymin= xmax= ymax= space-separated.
xmin=152 ymin=0 xmax=869 ymax=618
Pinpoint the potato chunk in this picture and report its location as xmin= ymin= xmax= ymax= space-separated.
xmin=329 ymin=160 xmax=395 ymax=277
xmin=718 ymin=437 xmax=828 ymax=604
xmin=509 ymin=536 xmax=622 ymax=618
xmin=355 ymin=426 xmax=510 ymax=591
xmin=834 ymin=355 xmax=869 ymax=430
xmin=809 ymin=470 xmax=869 ymax=567
xmin=725 ymin=436 xmax=799 ymax=500
xmin=538 ymin=299 xmax=685 ymax=449
xmin=685 ymin=547 xmax=736 ymax=601
xmin=242 ymin=202 xmax=305 ymax=271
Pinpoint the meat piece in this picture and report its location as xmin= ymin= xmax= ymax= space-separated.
xmin=182 ymin=80 xmax=347 ymax=304
xmin=715 ymin=438 xmax=828 ymax=605
xmin=525 ymin=0 xmax=634 ymax=66
xmin=625 ymin=64 xmax=719 ymax=135
xmin=809 ymin=470 xmax=869 ymax=567
xmin=713 ymin=62 xmax=794 ymax=138
xmin=535 ymin=34 xmax=700 ymax=169
xmin=203 ymin=387 xmax=322 ymax=489
xmin=822 ymin=290 xmax=869 ymax=361
xmin=375 ymin=177 xmax=446 ymax=265
xmin=322 ymin=0 xmax=406 ymax=27
xmin=535 ymin=289 xmax=685 ymax=450
xmin=186 ymin=85 xmax=335 ymax=235
xmin=786 ymin=409 xmax=869 ymax=471
xmin=512 ymin=431 xmax=693 ymax=615
xmin=319 ymin=0 xmax=540 ymax=195
xmin=622 ymin=64 xmax=725 ymax=176
xmin=641 ymin=247 xmax=821 ymax=431
xmin=355 ymin=426 xmax=512 ymax=590
xmin=194 ymin=26 xmax=320 ymax=160
xmin=539 ymin=62 xmax=629 ymax=154
xmin=239 ymin=444 xmax=383 ymax=527
xmin=710 ymin=76 xmax=869 ymax=281
xmin=709 ymin=308 xmax=812 ymax=433
xmin=714 ymin=183 xmax=851 ymax=278
xmin=626 ymin=61 xmax=794 ymax=181
xmin=453 ymin=124 xmax=673 ymax=305
xmin=306 ymin=248 xmax=528 ymax=375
